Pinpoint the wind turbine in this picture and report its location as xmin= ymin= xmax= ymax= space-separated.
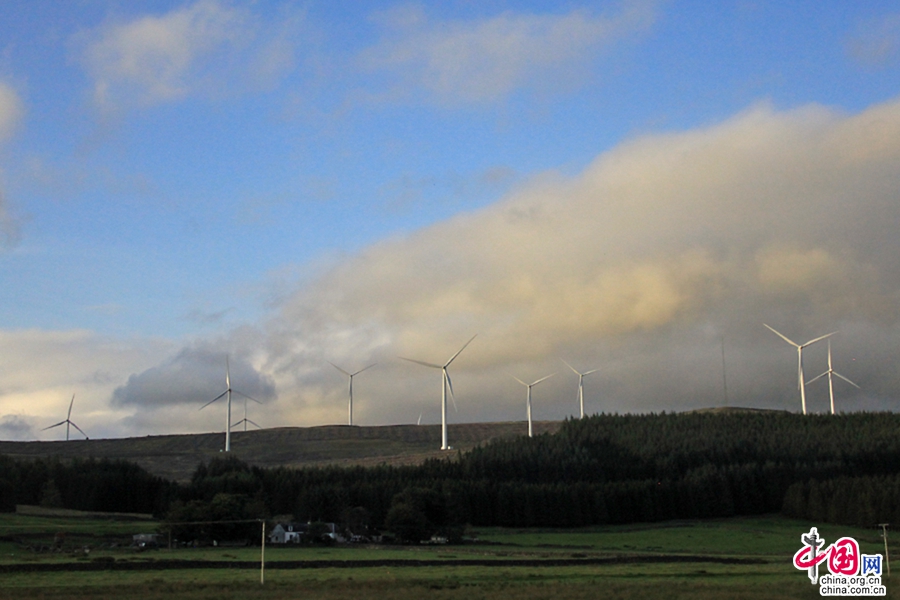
xmin=328 ymin=362 xmax=376 ymax=426
xmin=399 ymin=334 xmax=476 ymax=451
xmin=764 ymin=324 xmax=835 ymax=415
xmin=807 ymin=340 xmax=859 ymax=415
xmin=560 ymin=359 xmax=599 ymax=419
xmin=200 ymin=356 xmax=259 ymax=452
xmin=231 ymin=394 xmax=263 ymax=431
xmin=42 ymin=394 xmax=89 ymax=441
xmin=512 ymin=374 xmax=555 ymax=437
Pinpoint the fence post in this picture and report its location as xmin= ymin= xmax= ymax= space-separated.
xmin=260 ymin=520 xmax=266 ymax=585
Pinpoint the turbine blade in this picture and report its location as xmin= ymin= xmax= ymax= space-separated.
xmin=69 ymin=422 xmax=89 ymax=440
xmin=560 ymin=358 xmax=580 ymax=375
xmin=446 ymin=371 xmax=458 ymax=412
xmin=246 ymin=419 xmax=262 ymax=429
xmin=582 ymin=369 xmax=600 ymax=376
xmin=200 ymin=390 xmax=228 ymax=410
xmin=511 ymin=375 xmax=528 ymax=386
xmin=233 ymin=390 xmax=263 ymax=404
xmin=398 ymin=356 xmax=442 ymax=369
xmin=225 ymin=355 xmax=231 ymax=389
xmin=352 ymin=363 xmax=377 ymax=376
xmin=833 ymin=372 xmax=860 ymax=388
xmin=445 ymin=334 xmax=477 ymax=367
xmin=806 ymin=372 xmax=828 ymax=385
xmin=532 ymin=373 xmax=556 ymax=386
xmin=42 ymin=421 xmax=67 ymax=431
xmin=764 ymin=324 xmax=799 ymax=347
xmin=802 ymin=331 xmax=837 ymax=348
xmin=67 ymin=394 xmax=75 ymax=419
xmin=328 ymin=361 xmax=352 ymax=377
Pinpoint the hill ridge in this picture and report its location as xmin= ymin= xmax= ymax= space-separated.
xmin=0 ymin=421 xmax=563 ymax=482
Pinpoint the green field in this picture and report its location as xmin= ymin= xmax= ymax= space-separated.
xmin=1 ymin=511 xmax=894 ymax=599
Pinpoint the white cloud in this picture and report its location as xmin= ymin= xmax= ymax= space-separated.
xmin=112 ymin=345 xmax=275 ymax=408
xmin=0 ymin=188 xmax=20 ymax=251
xmin=0 ymin=82 xmax=23 ymax=250
xmin=256 ymin=97 xmax=900 ymax=424
xmin=0 ymin=82 xmax=23 ymax=143
xmin=846 ymin=13 xmax=900 ymax=68
xmin=74 ymin=0 xmax=302 ymax=112
xmin=360 ymin=2 xmax=656 ymax=105
xmin=10 ymin=97 xmax=900 ymax=439
xmin=0 ymin=329 xmax=173 ymax=440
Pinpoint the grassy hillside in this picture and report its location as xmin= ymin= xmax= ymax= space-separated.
xmin=0 ymin=421 xmax=562 ymax=482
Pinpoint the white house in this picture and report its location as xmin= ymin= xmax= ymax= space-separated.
xmin=268 ymin=523 xmax=307 ymax=544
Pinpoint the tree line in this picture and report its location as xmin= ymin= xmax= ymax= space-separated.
xmin=0 ymin=454 xmax=174 ymax=514
xmin=2 ymin=411 xmax=898 ymax=541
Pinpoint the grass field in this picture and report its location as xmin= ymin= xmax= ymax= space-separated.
xmin=1 ymin=511 xmax=894 ymax=599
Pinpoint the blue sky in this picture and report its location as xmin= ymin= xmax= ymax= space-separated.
xmin=1 ymin=1 xmax=900 ymax=441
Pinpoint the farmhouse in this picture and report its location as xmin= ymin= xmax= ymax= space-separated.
xmin=268 ymin=523 xmax=308 ymax=544
xmin=268 ymin=522 xmax=348 ymax=543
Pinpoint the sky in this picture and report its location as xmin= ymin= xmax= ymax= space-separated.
xmin=1 ymin=0 xmax=900 ymax=442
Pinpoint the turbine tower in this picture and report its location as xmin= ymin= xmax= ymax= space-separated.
xmin=200 ymin=356 xmax=259 ymax=452
xmin=399 ymin=334 xmax=476 ymax=451
xmin=512 ymin=374 xmax=555 ymax=437
xmin=807 ymin=340 xmax=859 ymax=415
xmin=560 ymin=359 xmax=599 ymax=419
xmin=42 ymin=394 xmax=89 ymax=441
xmin=764 ymin=324 xmax=835 ymax=415
xmin=328 ymin=362 xmax=376 ymax=426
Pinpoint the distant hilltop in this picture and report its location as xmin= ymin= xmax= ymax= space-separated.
xmin=0 ymin=421 xmax=563 ymax=483
xmin=685 ymin=406 xmax=791 ymax=414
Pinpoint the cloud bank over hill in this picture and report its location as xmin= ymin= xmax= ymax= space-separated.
xmin=248 ymin=98 xmax=900 ymax=425
xmin=19 ymin=96 xmax=900 ymax=437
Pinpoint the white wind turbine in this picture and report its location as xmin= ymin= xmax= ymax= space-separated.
xmin=807 ymin=340 xmax=859 ymax=415
xmin=328 ymin=362 xmax=377 ymax=426
xmin=560 ymin=359 xmax=599 ymax=419
xmin=43 ymin=394 xmax=89 ymax=441
xmin=231 ymin=394 xmax=263 ymax=432
xmin=399 ymin=334 xmax=476 ymax=451
xmin=200 ymin=356 xmax=259 ymax=452
xmin=764 ymin=324 xmax=835 ymax=415
xmin=512 ymin=374 xmax=555 ymax=437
